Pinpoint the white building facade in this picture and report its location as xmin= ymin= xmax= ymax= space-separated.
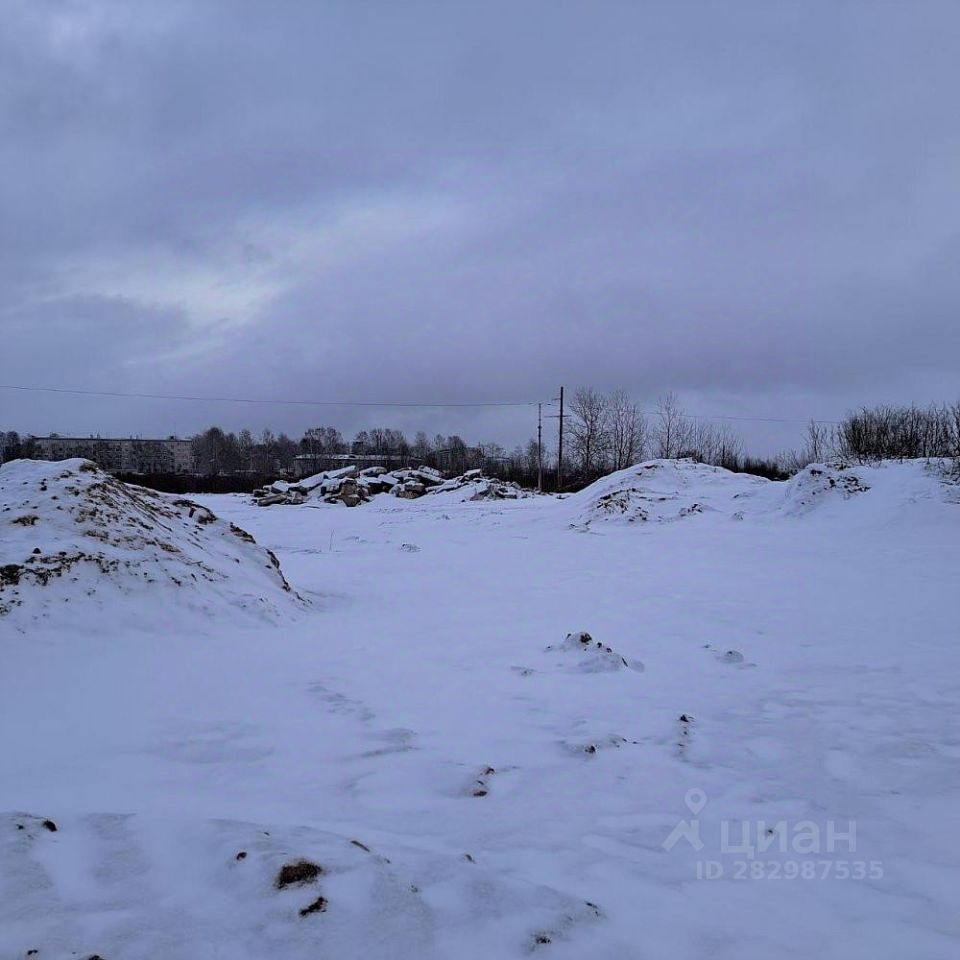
xmin=32 ymin=436 xmax=195 ymax=475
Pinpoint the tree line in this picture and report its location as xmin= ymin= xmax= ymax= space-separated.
xmin=563 ymin=389 xmax=749 ymax=480
xmin=3 ymin=396 xmax=958 ymax=489
xmin=188 ymin=426 xmax=484 ymax=478
xmin=783 ymin=402 xmax=960 ymax=472
xmin=176 ymin=392 xmax=787 ymax=489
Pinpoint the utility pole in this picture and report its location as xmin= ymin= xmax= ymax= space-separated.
xmin=537 ymin=403 xmax=543 ymax=493
xmin=557 ymin=385 xmax=565 ymax=491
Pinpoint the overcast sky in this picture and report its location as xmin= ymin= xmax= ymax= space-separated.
xmin=2 ymin=0 xmax=959 ymax=455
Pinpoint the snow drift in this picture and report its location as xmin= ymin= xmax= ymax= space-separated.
xmin=568 ymin=457 xmax=953 ymax=528
xmin=0 ymin=458 xmax=300 ymax=625
xmin=0 ymin=810 xmax=605 ymax=959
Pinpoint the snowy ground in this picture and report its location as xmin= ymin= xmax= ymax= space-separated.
xmin=2 ymin=459 xmax=959 ymax=958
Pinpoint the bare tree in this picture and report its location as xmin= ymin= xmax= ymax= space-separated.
xmin=238 ymin=429 xmax=255 ymax=472
xmin=569 ymin=387 xmax=610 ymax=478
xmin=654 ymin=392 xmax=693 ymax=459
xmin=192 ymin=426 xmax=234 ymax=475
xmin=299 ymin=426 xmax=344 ymax=473
xmin=443 ymin=435 xmax=471 ymax=474
xmin=806 ymin=420 xmax=829 ymax=463
xmin=779 ymin=420 xmax=829 ymax=474
xmin=950 ymin=401 xmax=960 ymax=477
xmin=523 ymin=437 xmax=542 ymax=478
xmin=607 ymin=389 xmax=647 ymax=470
xmin=715 ymin=424 xmax=743 ymax=470
xmin=479 ymin=441 xmax=508 ymax=476
xmin=834 ymin=403 xmax=958 ymax=463
xmin=412 ymin=431 xmax=432 ymax=464
xmin=686 ymin=420 xmax=742 ymax=468
xmin=0 ymin=431 xmax=21 ymax=463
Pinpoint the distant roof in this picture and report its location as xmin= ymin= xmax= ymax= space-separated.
xmin=295 ymin=452 xmax=403 ymax=461
xmin=33 ymin=435 xmax=191 ymax=443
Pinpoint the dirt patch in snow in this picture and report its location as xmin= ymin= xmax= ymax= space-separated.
xmin=299 ymin=895 xmax=328 ymax=916
xmin=276 ymin=859 xmax=324 ymax=888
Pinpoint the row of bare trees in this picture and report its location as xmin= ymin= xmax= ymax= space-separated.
xmin=0 ymin=431 xmax=36 ymax=463
xmin=565 ymin=389 xmax=744 ymax=481
xmin=781 ymin=403 xmax=960 ymax=472
xmin=191 ymin=427 xmax=299 ymax=476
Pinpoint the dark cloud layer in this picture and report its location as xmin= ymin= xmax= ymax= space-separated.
xmin=2 ymin=0 xmax=959 ymax=453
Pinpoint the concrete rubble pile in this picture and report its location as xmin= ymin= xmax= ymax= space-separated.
xmin=429 ymin=469 xmax=527 ymax=501
xmin=253 ymin=465 xmax=528 ymax=507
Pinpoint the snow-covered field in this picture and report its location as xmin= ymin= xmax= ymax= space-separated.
xmin=2 ymin=458 xmax=959 ymax=959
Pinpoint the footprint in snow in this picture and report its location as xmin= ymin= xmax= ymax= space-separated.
xmin=528 ymin=899 xmax=604 ymax=951
xmin=307 ymin=683 xmax=376 ymax=723
xmin=466 ymin=766 xmax=497 ymax=797
xmin=561 ymin=734 xmax=631 ymax=757
xmin=151 ymin=720 xmax=274 ymax=765
xmin=674 ymin=713 xmax=696 ymax=760
xmin=357 ymin=727 xmax=417 ymax=759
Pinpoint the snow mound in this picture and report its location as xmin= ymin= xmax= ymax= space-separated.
xmin=545 ymin=631 xmax=644 ymax=673
xmin=0 ymin=459 xmax=300 ymax=625
xmin=776 ymin=463 xmax=871 ymax=516
xmin=569 ymin=459 xmax=768 ymax=526
xmin=769 ymin=459 xmax=960 ymax=525
xmin=568 ymin=457 xmax=956 ymax=527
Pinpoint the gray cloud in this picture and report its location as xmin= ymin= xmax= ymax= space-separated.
xmin=2 ymin=0 xmax=959 ymax=454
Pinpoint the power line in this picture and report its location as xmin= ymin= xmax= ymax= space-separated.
xmin=0 ymin=383 xmax=540 ymax=409
xmin=638 ymin=409 xmax=841 ymax=426
xmin=0 ymin=382 xmax=841 ymax=425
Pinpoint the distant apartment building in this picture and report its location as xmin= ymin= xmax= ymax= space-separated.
xmin=433 ymin=445 xmax=483 ymax=474
xmin=32 ymin=436 xmax=195 ymax=475
xmin=293 ymin=452 xmax=406 ymax=478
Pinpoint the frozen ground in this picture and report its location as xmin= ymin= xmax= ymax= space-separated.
xmin=2 ymin=459 xmax=959 ymax=958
